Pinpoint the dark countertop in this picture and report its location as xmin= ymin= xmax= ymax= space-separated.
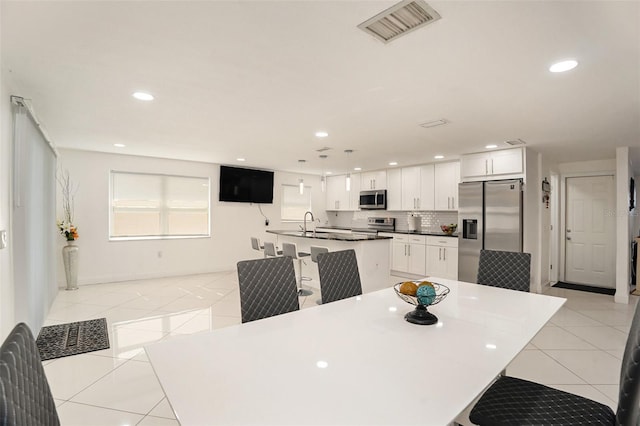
xmin=266 ymin=230 xmax=392 ymax=241
xmin=316 ymin=226 xmax=458 ymax=238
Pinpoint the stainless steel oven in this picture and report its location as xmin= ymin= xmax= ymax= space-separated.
xmin=359 ymin=190 xmax=387 ymax=210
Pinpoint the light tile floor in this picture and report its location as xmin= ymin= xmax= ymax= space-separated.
xmin=43 ymin=272 xmax=637 ymax=425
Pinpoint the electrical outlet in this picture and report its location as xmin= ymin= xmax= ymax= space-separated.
xmin=0 ymin=230 xmax=6 ymax=249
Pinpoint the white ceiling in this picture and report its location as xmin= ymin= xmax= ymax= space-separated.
xmin=2 ymin=1 xmax=639 ymax=175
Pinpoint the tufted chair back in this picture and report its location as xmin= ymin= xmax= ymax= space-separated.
xmin=0 ymin=322 xmax=60 ymax=426
xmin=616 ymin=300 xmax=640 ymax=425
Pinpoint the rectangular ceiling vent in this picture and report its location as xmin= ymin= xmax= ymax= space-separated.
xmin=504 ymin=139 xmax=527 ymax=146
xmin=420 ymin=119 xmax=448 ymax=128
xmin=358 ymin=0 xmax=441 ymax=44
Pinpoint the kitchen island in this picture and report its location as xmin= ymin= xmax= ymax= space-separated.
xmin=266 ymin=230 xmax=391 ymax=294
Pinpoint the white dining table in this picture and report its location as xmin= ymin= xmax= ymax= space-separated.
xmin=146 ymin=278 xmax=565 ymax=426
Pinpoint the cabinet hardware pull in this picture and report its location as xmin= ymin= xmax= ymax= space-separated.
xmin=443 ymin=248 xmax=446 ymax=261
xmin=439 ymin=247 xmax=441 ymax=260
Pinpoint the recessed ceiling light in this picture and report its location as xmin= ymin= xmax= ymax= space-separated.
xmin=113 ymin=143 xmax=126 ymax=148
xmin=549 ymin=59 xmax=578 ymax=73
xmin=237 ymin=158 xmax=246 ymax=162
xmin=434 ymin=155 xmax=444 ymax=159
xmin=485 ymin=144 xmax=498 ymax=149
xmin=354 ymin=167 xmax=362 ymax=171
xmin=315 ymin=131 xmax=329 ymax=138
xmin=388 ymin=161 xmax=398 ymax=166
xmin=326 ymin=171 xmax=333 ymax=175
xmin=132 ymin=91 xmax=154 ymax=101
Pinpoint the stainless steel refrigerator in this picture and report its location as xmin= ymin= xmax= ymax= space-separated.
xmin=458 ymin=179 xmax=523 ymax=283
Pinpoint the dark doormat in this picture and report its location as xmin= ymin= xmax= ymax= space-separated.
xmin=553 ymin=281 xmax=615 ymax=296
xmin=36 ymin=318 xmax=110 ymax=361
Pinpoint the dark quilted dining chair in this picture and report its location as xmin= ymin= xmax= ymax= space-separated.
xmin=477 ymin=249 xmax=531 ymax=292
xmin=237 ymin=256 xmax=300 ymax=323
xmin=469 ymin=298 xmax=640 ymax=426
xmin=0 ymin=322 xmax=60 ymax=426
xmin=316 ymin=249 xmax=363 ymax=304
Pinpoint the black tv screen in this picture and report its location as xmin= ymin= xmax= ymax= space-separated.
xmin=219 ymin=165 xmax=274 ymax=203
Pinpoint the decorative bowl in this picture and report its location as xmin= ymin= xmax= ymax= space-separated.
xmin=393 ymin=281 xmax=450 ymax=325
xmin=440 ymin=224 xmax=457 ymax=235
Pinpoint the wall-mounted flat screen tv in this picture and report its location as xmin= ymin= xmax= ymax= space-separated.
xmin=219 ymin=165 xmax=274 ymax=203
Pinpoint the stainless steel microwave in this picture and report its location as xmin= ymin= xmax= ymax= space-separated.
xmin=359 ymin=190 xmax=387 ymax=210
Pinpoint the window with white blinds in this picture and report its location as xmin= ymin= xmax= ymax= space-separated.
xmin=110 ymin=171 xmax=210 ymax=239
xmin=281 ymin=184 xmax=312 ymax=222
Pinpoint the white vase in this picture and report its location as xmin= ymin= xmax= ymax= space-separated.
xmin=62 ymin=241 xmax=79 ymax=291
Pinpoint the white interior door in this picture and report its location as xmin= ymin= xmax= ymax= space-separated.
xmin=565 ymin=175 xmax=615 ymax=288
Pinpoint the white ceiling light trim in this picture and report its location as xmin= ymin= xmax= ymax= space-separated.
xmin=434 ymin=155 xmax=444 ymax=159
xmin=389 ymin=161 xmax=398 ymax=166
xmin=315 ymin=131 xmax=329 ymax=138
xmin=485 ymin=144 xmax=498 ymax=149
xmin=237 ymin=158 xmax=246 ymax=162
xmin=549 ymin=59 xmax=578 ymax=73
xmin=113 ymin=143 xmax=126 ymax=148
xmin=358 ymin=0 xmax=441 ymax=44
xmin=132 ymin=91 xmax=154 ymax=101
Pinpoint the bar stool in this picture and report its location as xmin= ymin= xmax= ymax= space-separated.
xmin=250 ymin=237 xmax=265 ymax=257
xmin=282 ymin=242 xmax=313 ymax=296
xmin=310 ymin=246 xmax=329 ymax=263
xmin=263 ymin=241 xmax=282 ymax=257
xmin=311 ymin=246 xmax=329 ymax=304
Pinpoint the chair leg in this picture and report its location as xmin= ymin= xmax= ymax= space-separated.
xmin=297 ymin=258 xmax=313 ymax=296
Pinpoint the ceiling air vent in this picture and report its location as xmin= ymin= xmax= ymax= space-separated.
xmin=358 ymin=0 xmax=441 ymax=44
xmin=504 ymin=139 xmax=527 ymax=146
xmin=316 ymin=147 xmax=331 ymax=152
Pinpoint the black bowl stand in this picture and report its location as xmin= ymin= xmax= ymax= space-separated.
xmin=404 ymin=304 xmax=438 ymax=325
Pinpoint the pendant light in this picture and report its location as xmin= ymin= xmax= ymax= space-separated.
xmin=319 ymin=154 xmax=328 ymax=192
xmin=298 ymin=159 xmax=306 ymax=195
xmin=344 ymin=149 xmax=353 ymax=192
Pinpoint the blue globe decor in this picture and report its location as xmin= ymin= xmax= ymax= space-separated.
xmin=393 ymin=282 xmax=450 ymax=326
xmin=416 ymin=284 xmax=436 ymax=305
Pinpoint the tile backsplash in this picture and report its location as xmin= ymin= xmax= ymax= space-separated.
xmin=326 ymin=210 xmax=458 ymax=233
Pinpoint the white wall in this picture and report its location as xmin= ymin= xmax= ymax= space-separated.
xmin=537 ymin=154 xmax=553 ymax=289
xmin=523 ymin=148 xmax=542 ymax=293
xmin=615 ymin=147 xmax=631 ymax=304
xmin=56 ymin=149 xmax=327 ymax=285
xmin=0 ymin=72 xmax=15 ymax=340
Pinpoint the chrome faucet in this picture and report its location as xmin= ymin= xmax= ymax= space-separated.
xmin=304 ymin=211 xmax=315 ymax=235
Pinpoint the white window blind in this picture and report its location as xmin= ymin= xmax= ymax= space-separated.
xmin=281 ymin=184 xmax=312 ymax=221
xmin=12 ymin=100 xmax=57 ymax=332
xmin=110 ymin=171 xmax=210 ymax=239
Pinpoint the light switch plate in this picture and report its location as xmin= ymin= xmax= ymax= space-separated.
xmin=0 ymin=230 xmax=6 ymax=249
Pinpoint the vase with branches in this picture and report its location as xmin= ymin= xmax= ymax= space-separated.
xmin=57 ymin=170 xmax=79 ymax=242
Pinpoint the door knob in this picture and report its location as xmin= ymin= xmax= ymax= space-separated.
xmin=567 ymin=229 xmax=572 ymax=233
xmin=567 ymin=236 xmax=572 ymax=240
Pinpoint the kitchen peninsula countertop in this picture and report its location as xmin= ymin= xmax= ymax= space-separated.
xmin=316 ymin=226 xmax=459 ymax=238
xmin=266 ymin=229 xmax=391 ymax=241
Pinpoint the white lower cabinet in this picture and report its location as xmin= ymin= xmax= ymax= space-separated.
xmin=390 ymin=234 xmax=426 ymax=276
xmin=426 ymin=236 xmax=458 ymax=280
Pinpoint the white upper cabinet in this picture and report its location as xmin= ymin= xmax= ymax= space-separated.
xmin=326 ymin=174 xmax=360 ymax=211
xmin=387 ymin=168 xmax=402 ymax=211
xmin=434 ymin=162 xmax=460 ymax=210
xmin=401 ymin=165 xmax=434 ymax=211
xmin=326 ymin=175 xmax=349 ymax=211
xmin=348 ymin=173 xmax=361 ymax=210
xmin=360 ymin=170 xmax=387 ymax=190
xmin=461 ymin=148 xmax=524 ymax=180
